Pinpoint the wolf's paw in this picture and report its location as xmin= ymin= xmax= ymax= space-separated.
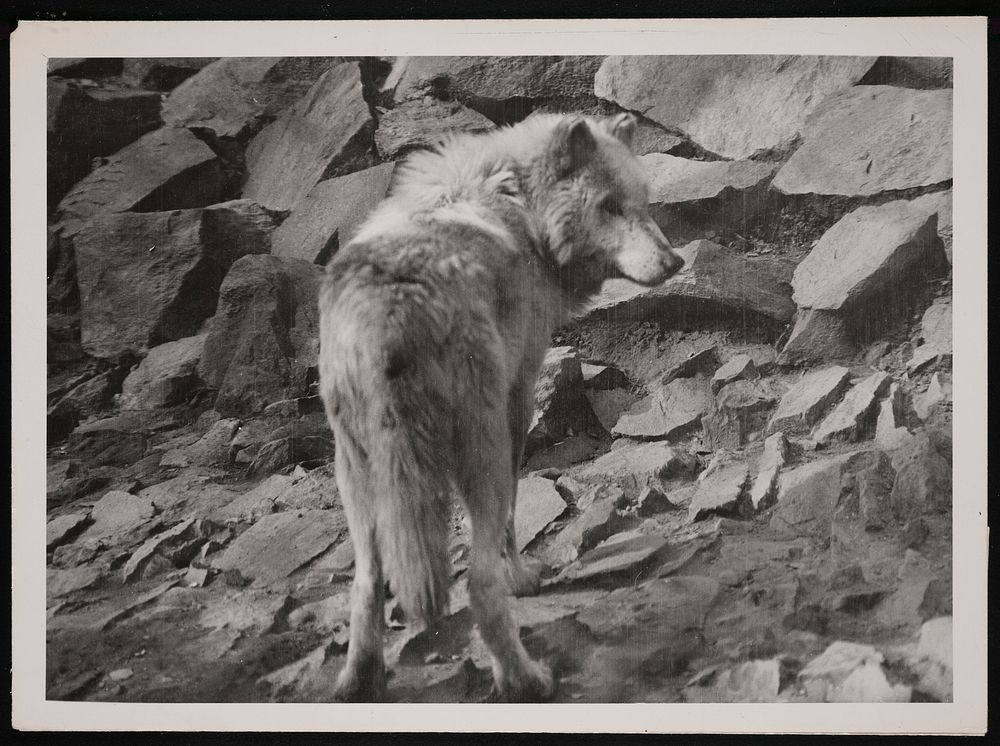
xmin=488 ymin=660 xmax=557 ymax=703
xmin=507 ymin=558 xmax=544 ymax=597
xmin=332 ymin=659 xmax=387 ymax=702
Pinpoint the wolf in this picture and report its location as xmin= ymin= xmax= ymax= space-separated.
xmin=318 ymin=111 xmax=684 ymax=702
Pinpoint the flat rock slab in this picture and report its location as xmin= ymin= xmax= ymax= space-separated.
xmin=55 ymin=127 xmax=223 ymax=234
xmin=545 ymin=490 xmax=631 ymax=566
xmin=702 ymin=378 xmax=783 ymax=449
xmin=768 ymin=366 xmax=851 ymax=435
xmin=573 ymin=441 xmax=696 ymax=492
xmin=81 ymin=490 xmax=157 ymax=544
xmin=243 ymin=62 xmax=374 ymax=211
xmin=214 ymin=510 xmax=343 ymax=585
xmin=48 ymin=565 xmax=103 ymax=598
xmin=612 ymin=376 xmax=712 ymax=441
xmin=162 ymin=57 xmax=342 ymax=140
xmin=590 ymin=240 xmax=796 ymax=325
xmin=685 ymin=659 xmax=783 ymax=703
xmin=75 ymin=201 xmax=277 ymax=359
xmin=772 ymin=86 xmax=952 ymax=197
xmin=47 ymin=512 xmax=91 ymax=551
xmin=375 ymin=97 xmax=495 ymax=160
xmin=551 ymin=534 xmax=670 ymax=584
xmin=271 ymin=162 xmax=396 ymax=265
xmin=198 ymin=589 xmax=294 ymax=634
xmin=792 ymin=200 xmax=945 ymax=312
xmin=595 ymin=55 xmax=875 ymax=159
xmin=514 ymin=476 xmax=568 ymax=552
xmin=813 ymin=371 xmax=892 ymax=445
xmin=711 ymin=354 xmax=759 ymax=394
xmin=689 ymin=459 xmax=750 ymax=521
xmin=119 ymin=333 xmax=208 ymax=410
xmin=641 ymin=153 xmax=777 ymax=204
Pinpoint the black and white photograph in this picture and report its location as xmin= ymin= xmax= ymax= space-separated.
xmin=11 ymin=17 xmax=988 ymax=734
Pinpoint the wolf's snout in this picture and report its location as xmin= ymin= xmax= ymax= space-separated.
xmin=661 ymin=249 xmax=685 ymax=280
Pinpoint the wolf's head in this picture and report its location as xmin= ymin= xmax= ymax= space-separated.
xmin=531 ymin=113 xmax=684 ymax=299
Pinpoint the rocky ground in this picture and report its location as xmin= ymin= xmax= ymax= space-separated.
xmin=46 ymin=55 xmax=954 ymax=704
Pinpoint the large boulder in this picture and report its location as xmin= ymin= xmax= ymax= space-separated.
xmin=271 ymin=162 xmax=396 ymax=265
xmin=242 ymin=62 xmax=375 ymax=211
xmin=47 ymin=79 xmax=162 ymax=210
xmin=74 ymin=200 xmax=278 ymax=359
xmin=54 ymin=127 xmax=224 ymax=236
xmin=589 ymin=240 xmax=796 ymax=327
xmin=772 ymin=86 xmax=952 ymax=197
xmin=199 ymin=254 xmax=323 ymax=417
xmin=374 ymin=97 xmax=495 ymax=161
xmin=792 ymin=200 xmax=947 ymax=313
xmin=119 ymin=334 xmax=208 ymax=410
xmin=390 ymin=56 xmax=605 ymax=119
xmin=161 ymin=57 xmax=344 ymax=141
xmin=595 ymin=55 xmax=875 ymax=159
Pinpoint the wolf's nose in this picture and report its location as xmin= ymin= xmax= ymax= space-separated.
xmin=662 ymin=250 xmax=684 ymax=279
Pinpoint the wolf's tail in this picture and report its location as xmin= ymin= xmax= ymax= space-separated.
xmin=370 ymin=428 xmax=451 ymax=627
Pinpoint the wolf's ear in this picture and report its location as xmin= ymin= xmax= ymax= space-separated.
xmin=554 ymin=117 xmax=596 ymax=176
xmin=609 ymin=113 xmax=637 ymax=151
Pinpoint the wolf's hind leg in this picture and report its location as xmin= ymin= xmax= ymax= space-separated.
xmin=331 ymin=435 xmax=387 ymax=702
xmin=459 ymin=426 xmax=555 ymax=702
xmin=502 ymin=382 xmax=543 ymax=597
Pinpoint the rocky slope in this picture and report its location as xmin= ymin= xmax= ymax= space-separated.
xmin=46 ymin=55 xmax=953 ymax=704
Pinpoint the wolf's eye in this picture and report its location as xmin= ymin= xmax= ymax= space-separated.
xmin=599 ymin=195 xmax=624 ymax=216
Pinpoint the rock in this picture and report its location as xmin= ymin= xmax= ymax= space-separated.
xmin=166 ymin=418 xmax=241 ymax=468
xmin=711 ymin=354 xmax=758 ymax=394
xmin=913 ymin=373 xmax=949 ymax=422
xmin=79 ymin=490 xmax=157 ymax=546
xmin=749 ymin=432 xmax=790 ymax=511
xmin=546 ymin=488 xmax=631 ymax=565
xmin=551 ymin=534 xmax=671 ymax=585
xmin=636 ymin=485 xmax=678 ymax=517
xmin=185 ymin=567 xmax=211 ymax=587
xmin=573 ymin=440 xmax=697 ymax=493
xmin=96 ymin=580 xmax=181 ymax=632
xmin=48 ymin=565 xmax=103 ymax=598
xmin=122 ymin=58 xmax=216 ymax=91
xmin=901 ymin=616 xmax=953 ymax=701
xmin=392 ymin=55 xmax=604 ymax=114
xmin=198 ymin=589 xmax=294 ymax=634
xmin=581 ymin=363 xmax=629 ymax=391
xmin=162 ymin=57 xmax=342 ymax=140
xmin=703 ymin=379 xmax=782 ymax=449
xmin=642 ymin=153 xmax=777 ymax=244
xmin=875 ymin=383 xmax=914 ymax=452
xmin=792 ymin=200 xmax=946 ymax=313
xmin=276 ymin=464 xmax=340 ymax=512
xmin=138 ymin=468 xmax=242 ymax=523
xmin=243 ymin=62 xmax=374 ymax=211
xmin=47 ymin=79 xmax=162 ymax=208
xmin=48 ymin=366 xmax=130 ymax=423
xmin=107 ymin=668 xmax=134 ymax=682
xmin=121 ymin=518 xmax=215 ymax=583
xmin=589 ymin=240 xmax=796 ymax=326
xmin=375 ymin=97 xmax=495 ymax=160
xmin=776 ymin=309 xmax=856 ymax=366
xmin=287 ymin=591 xmax=351 ymax=634
xmin=772 ymin=450 xmax=893 ymax=537
xmin=799 ymin=641 xmax=910 ymax=703
xmin=907 ymin=344 xmax=953 ymax=376
xmin=199 ymin=255 xmax=323 ymax=417
xmin=902 ymin=517 xmax=931 ymax=550
xmin=75 ymin=201 xmax=277 ymax=359
xmin=397 ymin=606 xmax=475 ymax=666
xmin=526 ymin=346 xmax=603 ymax=456
xmin=689 ymin=456 xmax=750 ymax=522
xmin=768 ymin=366 xmax=851 ymax=435
xmin=119 ymin=334 xmax=208 ymax=410
xmin=860 ymin=56 xmax=953 ymax=89
xmin=47 ymin=512 xmax=92 ymax=551
xmin=920 ymin=297 xmax=953 ymax=350
xmin=890 ymin=434 xmax=952 ymax=518
xmin=772 ymin=86 xmax=952 ymax=197
xmin=595 ymin=55 xmax=875 ymax=159
xmin=612 ymin=376 xmax=712 ymax=441
xmin=585 ymin=389 xmax=637 ymax=434
xmin=685 ymin=659 xmax=783 ymax=703
xmin=215 ymin=474 xmax=290 ymax=523
xmin=55 ymin=127 xmax=224 ymax=235
xmin=213 ymin=510 xmax=344 ymax=585
xmin=271 ymin=162 xmax=396 ymax=265
xmin=909 ymin=190 xmax=953 ymax=262
xmin=660 ymin=344 xmax=718 ymax=384
xmin=247 ymin=435 xmax=335 ymax=476
xmin=813 ymin=372 xmax=892 ymax=445
xmin=513 ymin=476 xmax=568 ymax=553
xmin=630 ymin=117 xmax=687 ymax=157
